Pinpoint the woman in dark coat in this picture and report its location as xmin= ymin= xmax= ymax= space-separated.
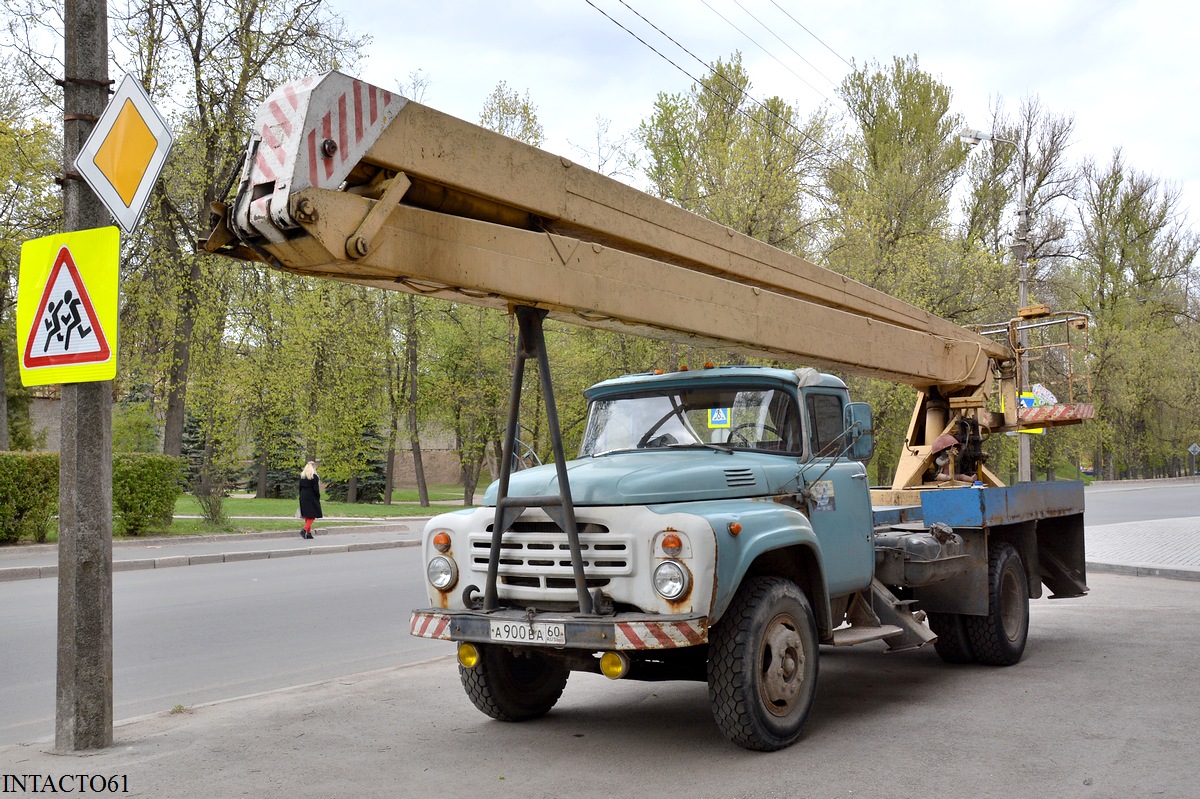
xmin=298 ymin=460 xmax=323 ymax=539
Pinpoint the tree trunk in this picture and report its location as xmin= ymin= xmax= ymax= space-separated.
xmin=347 ymin=475 xmax=358 ymax=504
xmin=405 ymin=297 xmax=429 ymax=506
xmin=384 ymin=445 xmax=394 ymax=505
xmin=256 ymin=459 xmax=267 ymax=499
xmin=410 ymin=435 xmax=428 ymax=506
xmin=161 ymin=256 xmax=201 ymax=457
xmin=0 ymin=337 xmax=9 ymax=451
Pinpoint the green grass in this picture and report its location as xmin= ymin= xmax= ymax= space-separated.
xmin=173 ymin=489 xmax=469 ymax=520
xmin=10 ymin=489 xmax=472 ymax=546
xmin=390 ymin=486 xmax=465 ymax=503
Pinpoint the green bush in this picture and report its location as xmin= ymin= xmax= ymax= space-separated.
xmin=0 ymin=452 xmax=59 ymax=544
xmin=113 ymin=453 xmax=184 ymax=536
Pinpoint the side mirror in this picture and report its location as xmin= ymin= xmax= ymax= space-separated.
xmin=844 ymin=402 xmax=875 ymax=463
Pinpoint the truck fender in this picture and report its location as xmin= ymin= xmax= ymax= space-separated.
xmin=707 ymin=506 xmax=832 ymax=640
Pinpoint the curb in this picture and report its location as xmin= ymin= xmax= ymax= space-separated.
xmin=0 ymin=519 xmax=427 ymax=559
xmin=0 ymin=539 xmax=419 ymax=583
xmin=1087 ymin=560 xmax=1200 ymax=582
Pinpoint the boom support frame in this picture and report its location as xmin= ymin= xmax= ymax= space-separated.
xmin=484 ymin=306 xmax=593 ymax=615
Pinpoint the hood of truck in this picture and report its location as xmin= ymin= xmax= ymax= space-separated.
xmin=481 ymin=450 xmax=800 ymax=506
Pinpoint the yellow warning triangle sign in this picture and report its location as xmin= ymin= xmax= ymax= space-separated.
xmin=23 ymin=246 xmax=111 ymax=368
xmin=17 ymin=228 xmax=118 ymax=386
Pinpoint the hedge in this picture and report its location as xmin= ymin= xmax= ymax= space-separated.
xmin=112 ymin=453 xmax=184 ymax=536
xmin=0 ymin=452 xmax=184 ymax=542
xmin=0 ymin=452 xmax=59 ymax=544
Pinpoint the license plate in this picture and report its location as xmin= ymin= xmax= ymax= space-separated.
xmin=489 ymin=619 xmax=566 ymax=645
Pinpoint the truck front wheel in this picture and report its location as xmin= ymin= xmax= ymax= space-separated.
xmin=707 ymin=577 xmax=819 ymax=751
xmin=460 ymin=644 xmax=569 ymax=721
xmin=964 ymin=542 xmax=1029 ymax=666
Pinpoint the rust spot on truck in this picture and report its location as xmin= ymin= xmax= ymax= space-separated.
xmin=659 ymin=559 xmax=695 ymax=613
xmin=432 ymin=545 xmax=455 ymax=609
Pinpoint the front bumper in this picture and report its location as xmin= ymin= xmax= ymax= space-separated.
xmin=410 ymin=608 xmax=709 ymax=651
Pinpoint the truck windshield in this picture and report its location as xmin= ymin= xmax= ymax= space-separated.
xmin=580 ymin=387 xmax=801 ymax=456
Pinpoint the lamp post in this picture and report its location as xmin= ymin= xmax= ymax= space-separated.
xmin=960 ymin=127 xmax=1032 ymax=482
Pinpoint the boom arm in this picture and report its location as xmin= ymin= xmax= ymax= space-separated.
xmin=203 ymin=72 xmax=1090 ymax=488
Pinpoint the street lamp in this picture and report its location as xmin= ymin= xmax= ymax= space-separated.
xmin=960 ymin=127 xmax=1033 ymax=483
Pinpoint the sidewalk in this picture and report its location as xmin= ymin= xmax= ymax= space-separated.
xmin=1084 ymin=516 xmax=1200 ymax=581
xmin=0 ymin=518 xmax=430 ymax=582
xmin=2 ymin=514 xmax=1196 ymax=582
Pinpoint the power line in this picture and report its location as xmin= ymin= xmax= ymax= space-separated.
xmin=585 ymin=0 xmax=980 ymax=238
xmin=606 ymin=0 xmax=836 ymax=162
xmin=697 ymin=0 xmax=834 ymax=102
xmin=724 ymin=0 xmax=840 ymax=88
xmin=768 ymin=0 xmax=855 ymax=69
xmin=597 ymin=1 xmax=883 ymax=199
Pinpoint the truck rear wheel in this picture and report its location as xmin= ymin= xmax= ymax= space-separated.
xmin=964 ymin=542 xmax=1029 ymax=666
xmin=707 ymin=577 xmax=819 ymax=751
xmin=460 ymin=644 xmax=569 ymax=721
xmin=928 ymin=612 xmax=976 ymax=664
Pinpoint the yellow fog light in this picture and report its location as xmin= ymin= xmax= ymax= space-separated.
xmin=600 ymin=651 xmax=630 ymax=680
xmin=458 ymin=642 xmax=480 ymax=669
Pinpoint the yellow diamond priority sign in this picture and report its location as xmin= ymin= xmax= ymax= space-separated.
xmin=75 ymin=74 xmax=173 ymax=232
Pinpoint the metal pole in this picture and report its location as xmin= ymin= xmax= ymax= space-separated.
xmin=960 ymin=127 xmax=1034 ymax=482
xmin=56 ymin=0 xmax=113 ymax=751
xmin=1016 ymin=183 xmax=1032 ymax=483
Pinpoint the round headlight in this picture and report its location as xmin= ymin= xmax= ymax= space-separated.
xmin=653 ymin=560 xmax=690 ymax=600
xmin=427 ymin=555 xmax=458 ymax=590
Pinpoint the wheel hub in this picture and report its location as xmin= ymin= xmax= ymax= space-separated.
xmin=1000 ymin=568 xmax=1023 ymax=642
xmin=759 ymin=613 xmax=806 ymax=716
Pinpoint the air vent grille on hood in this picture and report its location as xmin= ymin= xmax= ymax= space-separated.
xmin=724 ymin=468 xmax=758 ymax=488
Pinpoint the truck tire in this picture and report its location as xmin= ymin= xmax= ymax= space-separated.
xmin=964 ymin=542 xmax=1029 ymax=666
xmin=707 ymin=577 xmax=819 ymax=751
xmin=928 ymin=612 xmax=976 ymax=664
xmin=460 ymin=644 xmax=569 ymax=722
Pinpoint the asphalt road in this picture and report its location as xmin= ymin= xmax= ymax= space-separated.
xmin=1084 ymin=478 xmax=1200 ymax=525
xmin=0 ymin=547 xmax=451 ymax=746
xmin=3 ymin=572 xmax=1198 ymax=798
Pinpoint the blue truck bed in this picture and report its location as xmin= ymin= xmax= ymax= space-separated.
xmin=872 ymin=482 xmax=1085 ymax=530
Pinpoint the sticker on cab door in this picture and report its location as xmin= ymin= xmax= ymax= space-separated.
xmin=809 ymin=480 xmax=836 ymax=512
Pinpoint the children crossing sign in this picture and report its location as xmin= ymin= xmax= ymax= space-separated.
xmin=17 ymin=227 xmax=119 ymax=386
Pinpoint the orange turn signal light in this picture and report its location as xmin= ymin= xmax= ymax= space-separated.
xmin=661 ymin=533 xmax=683 ymax=556
xmin=728 ymin=522 xmax=742 ymax=536
xmin=432 ymin=531 xmax=452 ymax=552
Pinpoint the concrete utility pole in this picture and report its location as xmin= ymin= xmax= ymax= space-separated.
xmin=57 ymin=0 xmax=113 ymax=751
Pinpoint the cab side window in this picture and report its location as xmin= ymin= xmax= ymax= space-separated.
xmin=806 ymin=393 xmax=844 ymax=458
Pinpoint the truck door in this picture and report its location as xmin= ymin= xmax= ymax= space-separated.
xmin=802 ymin=389 xmax=875 ymax=595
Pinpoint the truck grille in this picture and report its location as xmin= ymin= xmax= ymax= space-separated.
xmin=468 ymin=521 xmax=633 ymax=590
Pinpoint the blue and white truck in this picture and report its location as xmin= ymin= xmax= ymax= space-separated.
xmin=409 ymin=364 xmax=1088 ymax=751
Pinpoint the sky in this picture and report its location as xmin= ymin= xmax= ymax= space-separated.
xmin=328 ymin=0 xmax=1200 ymax=219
